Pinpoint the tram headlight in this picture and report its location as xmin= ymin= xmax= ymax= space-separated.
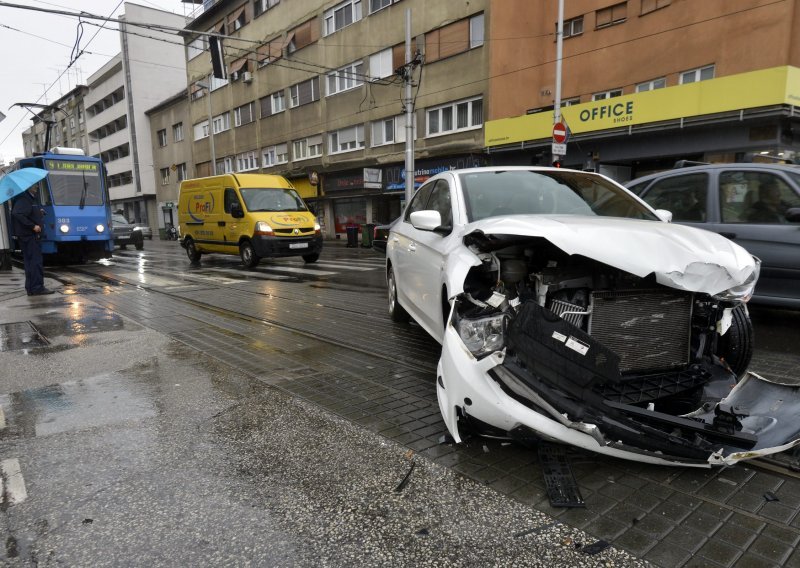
xmin=59 ymin=224 xmax=70 ymax=234
xmin=96 ymin=224 xmax=106 ymax=233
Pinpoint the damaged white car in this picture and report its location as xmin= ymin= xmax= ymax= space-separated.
xmin=386 ymin=166 xmax=800 ymax=467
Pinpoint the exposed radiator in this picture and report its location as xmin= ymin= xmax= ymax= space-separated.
xmin=588 ymin=290 xmax=693 ymax=373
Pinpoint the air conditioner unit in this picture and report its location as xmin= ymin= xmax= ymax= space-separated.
xmin=242 ymin=71 xmax=253 ymax=84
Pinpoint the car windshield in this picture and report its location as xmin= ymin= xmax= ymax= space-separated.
xmin=239 ymin=187 xmax=308 ymax=212
xmin=459 ymin=170 xmax=659 ymax=223
xmin=112 ymin=214 xmax=130 ymax=224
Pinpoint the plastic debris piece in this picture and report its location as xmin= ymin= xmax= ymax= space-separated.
xmin=82 ymin=519 xmax=93 ymax=525
xmin=438 ymin=434 xmax=455 ymax=445
xmin=764 ymin=491 xmax=779 ymax=502
xmin=394 ymin=461 xmax=416 ymax=493
xmin=538 ymin=443 xmax=585 ymax=508
xmin=581 ymin=540 xmax=610 ymax=555
xmin=415 ymin=528 xmax=429 ymax=536
xmin=483 ymin=445 xmax=490 ymax=453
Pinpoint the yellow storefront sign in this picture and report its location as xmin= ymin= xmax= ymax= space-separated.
xmin=485 ymin=66 xmax=800 ymax=147
xmin=290 ymin=177 xmax=319 ymax=199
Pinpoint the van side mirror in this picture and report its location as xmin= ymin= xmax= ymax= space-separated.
xmin=230 ymin=202 xmax=244 ymax=218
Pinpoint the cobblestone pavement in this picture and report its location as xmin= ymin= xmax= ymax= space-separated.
xmin=8 ymin=239 xmax=800 ymax=567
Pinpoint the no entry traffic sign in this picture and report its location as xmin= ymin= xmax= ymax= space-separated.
xmin=552 ymin=122 xmax=568 ymax=144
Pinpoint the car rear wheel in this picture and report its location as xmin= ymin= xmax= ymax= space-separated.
xmin=717 ymin=304 xmax=754 ymax=380
xmin=185 ymin=238 xmax=201 ymax=263
xmin=388 ymin=265 xmax=410 ymax=323
xmin=135 ymin=240 xmax=144 ymax=251
xmin=240 ymin=241 xmax=260 ymax=268
xmin=302 ymin=253 xmax=319 ymax=263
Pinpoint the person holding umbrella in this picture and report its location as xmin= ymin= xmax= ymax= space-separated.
xmin=3 ymin=168 xmax=54 ymax=295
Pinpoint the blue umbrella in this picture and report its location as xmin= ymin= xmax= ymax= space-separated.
xmin=0 ymin=168 xmax=49 ymax=205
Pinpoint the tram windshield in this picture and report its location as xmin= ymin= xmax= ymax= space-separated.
xmin=44 ymin=159 xmax=104 ymax=206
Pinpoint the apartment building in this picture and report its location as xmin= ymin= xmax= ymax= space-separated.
xmin=21 ymin=86 xmax=89 ymax=158
xmin=145 ymin=90 xmax=192 ymax=236
xmin=84 ymin=3 xmax=188 ymax=226
xmin=485 ymin=0 xmax=800 ymax=180
xmin=181 ymin=0 xmax=488 ymax=236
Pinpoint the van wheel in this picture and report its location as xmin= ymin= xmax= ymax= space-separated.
xmin=302 ymin=253 xmax=319 ymax=263
xmin=185 ymin=238 xmax=201 ymax=263
xmin=240 ymin=241 xmax=260 ymax=268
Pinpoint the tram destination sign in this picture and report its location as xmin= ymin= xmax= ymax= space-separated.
xmin=46 ymin=160 xmax=99 ymax=172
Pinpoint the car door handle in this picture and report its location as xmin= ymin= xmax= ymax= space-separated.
xmin=408 ymin=242 xmax=416 ymax=252
xmin=718 ymin=232 xmax=736 ymax=240
xmin=218 ymin=221 xmax=226 ymax=227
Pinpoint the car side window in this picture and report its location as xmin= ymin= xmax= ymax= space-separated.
xmin=426 ymin=180 xmax=452 ymax=227
xmin=404 ymin=182 xmax=434 ymax=222
xmin=224 ymin=188 xmax=240 ymax=214
xmin=727 ymin=172 xmax=800 ymax=224
xmin=641 ymin=173 xmax=708 ymax=222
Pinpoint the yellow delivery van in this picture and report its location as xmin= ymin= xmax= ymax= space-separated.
xmin=178 ymin=173 xmax=322 ymax=267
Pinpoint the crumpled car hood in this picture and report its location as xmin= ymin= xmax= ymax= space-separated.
xmin=458 ymin=215 xmax=758 ymax=296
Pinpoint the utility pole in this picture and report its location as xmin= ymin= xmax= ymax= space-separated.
xmin=552 ymin=0 xmax=565 ymax=166
xmin=403 ymin=8 xmax=415 ymax=206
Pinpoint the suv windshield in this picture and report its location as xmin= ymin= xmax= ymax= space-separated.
xmin=239 ymin=187 xmax=307 ymax=212
xmin=459 ymin=170 xmax=659 ymax=222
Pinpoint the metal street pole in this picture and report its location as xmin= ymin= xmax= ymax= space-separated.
xmin=554 ymin=0 xmax=564 ymax=125
xmin=404 ymin=8 xmax=415 ymax=205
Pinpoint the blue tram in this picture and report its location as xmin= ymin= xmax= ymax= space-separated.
xmin=11 ymin=147 xmax=113 ymax=263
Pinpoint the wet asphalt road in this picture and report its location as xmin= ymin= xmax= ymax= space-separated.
xmin=0 ymin=238 xmax=799 ymax=567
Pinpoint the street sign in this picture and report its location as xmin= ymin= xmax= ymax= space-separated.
xmin=552 ymin=143 xmax=567 ymax=155
xmin=552 ymin=122 xmax=568 ymax=144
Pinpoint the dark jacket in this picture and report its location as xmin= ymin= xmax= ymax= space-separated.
xmin=11 ymin=190 xmax=44 ymax=237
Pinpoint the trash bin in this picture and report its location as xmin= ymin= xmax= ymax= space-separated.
xmin=345 ymin=225 xmax=359 ymax=248
xmin=361 ymin=223 xmax=375 ymax=248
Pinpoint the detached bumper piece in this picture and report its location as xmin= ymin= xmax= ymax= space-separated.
xmin=537 ymin=442 xmax=585 ymax=508
xmin=501 ymin=301 xmax=756 ymax=462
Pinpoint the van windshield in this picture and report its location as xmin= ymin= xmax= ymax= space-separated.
xmin=239 ymin=187 xmax=308 ymax=212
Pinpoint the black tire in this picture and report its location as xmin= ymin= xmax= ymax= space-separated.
xmin=387 ymin=265 xmax=410 ymax=323
xmin=135 ymin=240 xmax=144 ymax=251
xmin=240 ymin=241 xmax=260 ymax=268
xmin=302 ymin=253 xmax=319 ymax=263
xmin=717 ymin=304 xmax=754 ymax=379
xmin=120 ymin=244 xmax=127 ymax=250
xmin=185 ymin=238 xmax=201 ymax=263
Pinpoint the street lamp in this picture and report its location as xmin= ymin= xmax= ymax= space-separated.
xmin=196 ymin=82 xmax=216 ymax=174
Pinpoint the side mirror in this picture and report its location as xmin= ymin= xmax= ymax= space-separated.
xmin=230 ymin=202 xmax=244 ymax=219
xmin=785 ymin=207 xmax=800 ymax=223
xmin=409 ymin=210 xmax=442 ymax=231
xmin=655 ymin=209 xmax=673 ymax=223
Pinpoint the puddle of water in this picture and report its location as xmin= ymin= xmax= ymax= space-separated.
xmin=33 ymin=304 xmax=130 ymax=338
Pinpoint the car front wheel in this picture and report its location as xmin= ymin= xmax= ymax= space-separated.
xmin=717 ymin=304 xmax=754 ymax=380
xmin=240 ymin=241 xmax=260 ymax=268
xmin=388 ymin=265 xmax=410 ymax=323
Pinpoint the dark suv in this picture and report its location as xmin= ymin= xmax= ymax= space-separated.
xmin=627 ymin=163 xmax=800 ymax=308
xmin=111 ymin=213 xmax=144 ymax=251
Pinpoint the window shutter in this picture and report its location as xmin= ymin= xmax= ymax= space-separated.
xmin=439 ymin=19 xmax=468 ymax=59
xmin=424 ymin=30 xmax=439 ymax=63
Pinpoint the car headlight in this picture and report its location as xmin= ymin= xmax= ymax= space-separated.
xmin=714 ymin=258 xmax=761 ymax=302
xmin=96 ymin=224 xmax=105 ymax=233
xmin=456 ymin=313 xmax=508 ymax=357
xmin=254 ymin=221 xmax=274 ymax=236
xmin=59 ymin=224 xmax=69 ymax=234
xmin=133 ymin=226 xmax=141 ymax=231
xmin=314 ymin=222 xmax=321 ymax=232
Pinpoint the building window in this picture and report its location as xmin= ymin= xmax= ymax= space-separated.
xmin=562 ymin=16 xmax=584 ymax=38
xmin=191 ymin=82 xmax=207 ymax=101
xmin=292 ymin=135 xmax=323 ymax=161
xmin=327 ymin=61 xmax=364 ymax=96
xmin=188 ymin=35 xmax=207 ymax=60
xmin=228 ymin=5 xmax=248 ymax=32
xmin=176 ymin=163 xmax=187 ymax=182
xmin=592 ymin=89 xmax=623 ymax=100
xmin=324 ymin=0 xmax=362 ymax=36
xmin=371 ymin=114 xmax=413 ymax=146
xmin=596 ymin=2 xmax=627 ymax=28
xmin=680 ymin=64 xmax=715 ymax=84
xmin=289 ymin=77 xmax=320 ymax=107
xmin=563 ymin=97 xmax=581 ymax=106
xmin=172 ymin=122 xmax=184 ymax=142
xmin=636 ymin=78 xmax=666 ymax=92
xmin=426 ymin=97 xmax=482 ymax=137
xmin=425 ymin=13 xmax=484 ymax=64
xmin=234 ymin=102 xmax=255 ymax=127
xmin=157 ymin=129 xmax=167 ymax=147
xmin=258 ymin=37 xmax=284 ymax=67
xmin=641 ymin=0 xmax=670 ymax=15
xmin=236 ymin=150 xmax=259 ymax=171
xmin=469 ymin=13 xmax=484 ymax=48
xmin=369 ymin=0 xmax=396 ymax=13
xmin=287 ymin=18 xmax=319 ymax=54
xmin=329 ymin=124 xmax=365 ymax=154
xmin=212 ymin=112 xmax=231 ymax=134
xmin=193 ymin=120 xmax=210 ymax=140
xmin=215 ymin=156 xmax=234 ymax=175
xmin=262 ymin=143 xmax=289 ymax=166
xmin=210 ymin=75 xmax=228 ymax=91
xmin=260 ymin=91 xmax=286 ymax=118
xmin=160 ymin=167 xmax=170 ymax=185
xmin=369 ymin=48 xmax=393 ymax=80
xmin=254 ymin=0 xmax=279 ymax=17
